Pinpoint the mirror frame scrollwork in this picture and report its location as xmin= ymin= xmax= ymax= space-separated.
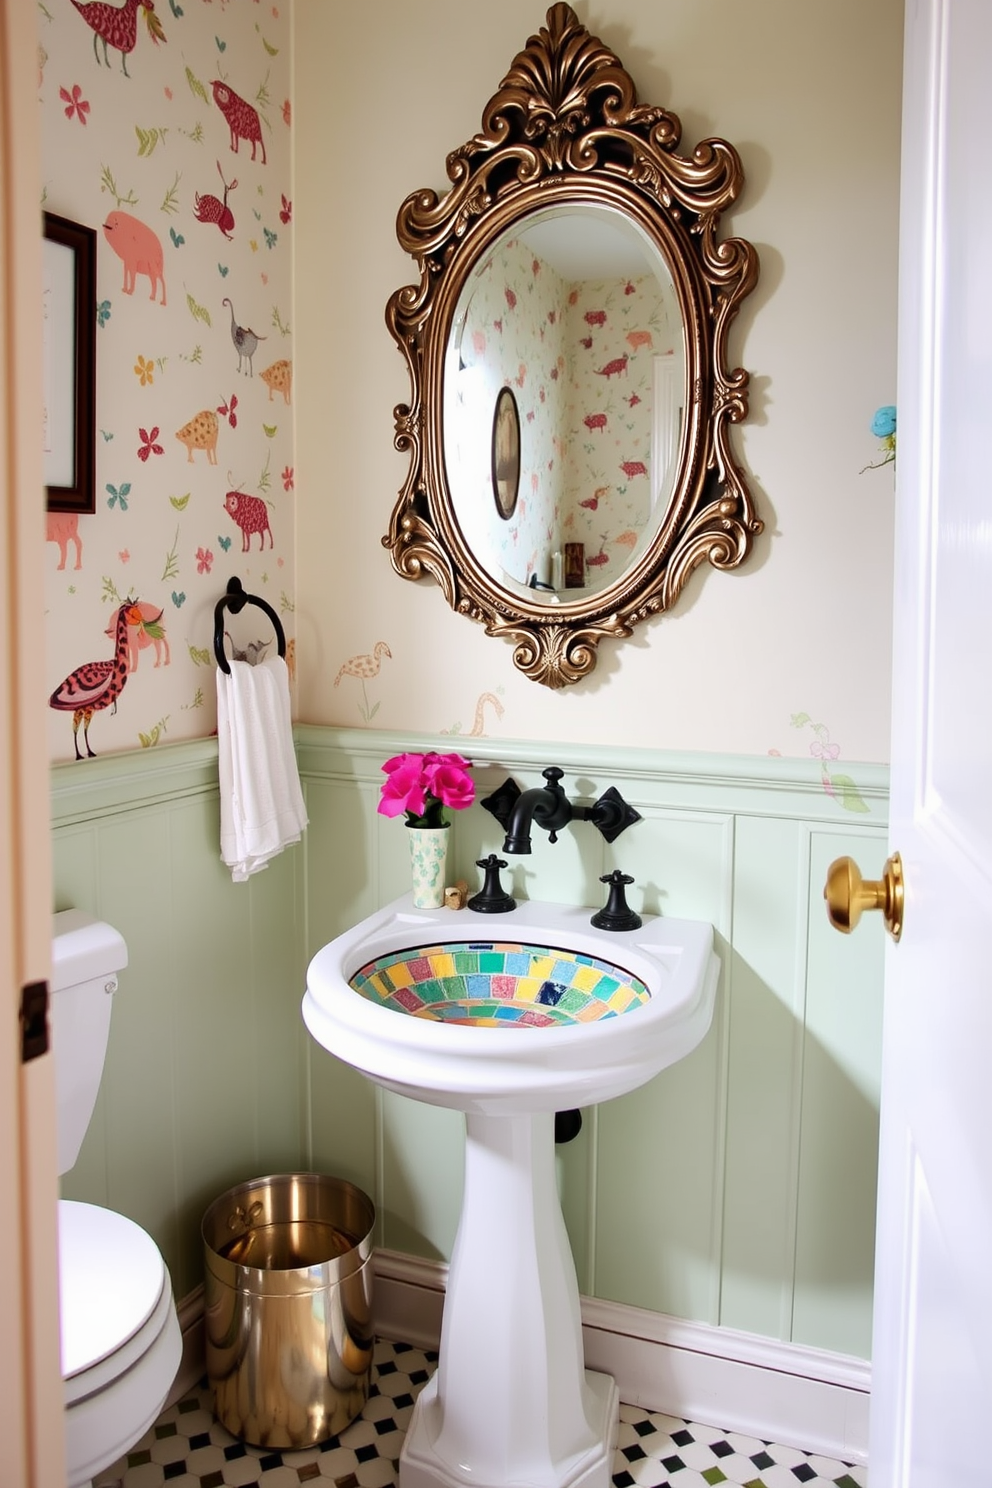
xmin=384 ymin=2 xmax=761 ymax=688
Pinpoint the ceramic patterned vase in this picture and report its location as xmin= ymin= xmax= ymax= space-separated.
xmin=407 ymin=826 xmax=449 ymax=909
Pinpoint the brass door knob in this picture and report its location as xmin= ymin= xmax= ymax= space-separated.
xmin=824 ymin=852 xmax=904 ymax=942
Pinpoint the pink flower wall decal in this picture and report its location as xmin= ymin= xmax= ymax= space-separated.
xmin=59 ymin=84 xmax=90 ymax=125
xmin=137 ymin=426 xmax=164 ymax=461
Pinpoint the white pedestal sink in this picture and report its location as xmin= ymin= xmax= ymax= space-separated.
xmin=303 ymin=896 xmax=719 ymax=1488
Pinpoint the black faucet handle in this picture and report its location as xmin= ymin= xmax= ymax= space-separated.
xmin=591 ymin=870 xmax=642 ymax=931
xmin=480 ymin=777 xmax=522 ymax=831
xmin=468 ymin=854 xmax=517 ymax=914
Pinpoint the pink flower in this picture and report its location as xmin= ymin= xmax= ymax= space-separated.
xmin=137 ymin=426 xmax=163 ymax=461
xmin=282 ymin=465 xmax=294 ymax=491
xmin=810 ymin=741 xmax=840 ymax=760
xmin=423 ymin=752 xmax=474 ymax=811
xmin=196 ymin=546 xmax=214 ymax=575
xmin=60 ymin=84 xmax=90 ymax=125
xmin=379 ymin=753 xmax=428 ymax=820
xmin=378 ymin=750 xmax=474 ymax=827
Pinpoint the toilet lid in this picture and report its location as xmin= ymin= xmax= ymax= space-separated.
xmin=58 ymin=1200 xmax=167 ymax=1380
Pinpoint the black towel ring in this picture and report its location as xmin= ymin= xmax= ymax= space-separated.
xmin=213 ymin=577 xmax=287 ymax=674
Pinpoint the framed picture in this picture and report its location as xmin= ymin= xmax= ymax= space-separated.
xmin=491 ymin=385 xmax=520 ymax=520
xmin=43 ymin=212 xmax=96 ymax=514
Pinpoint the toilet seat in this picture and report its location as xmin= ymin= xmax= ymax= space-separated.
xmin=59 ymin=1200 xmax=182 ymax=1487
xmin=59 ymin=1200 xmax=166 ymax=1389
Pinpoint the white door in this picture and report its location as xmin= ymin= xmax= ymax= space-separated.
xmin=868 ymin=0 xmax=992 ymax=1480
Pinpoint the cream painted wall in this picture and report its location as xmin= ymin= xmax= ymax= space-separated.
xmin=294 ymin=0 xmax=902 ymax=762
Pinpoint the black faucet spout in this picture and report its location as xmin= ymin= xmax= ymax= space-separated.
xmin=502 ymin=767 xmax=572 ymax=853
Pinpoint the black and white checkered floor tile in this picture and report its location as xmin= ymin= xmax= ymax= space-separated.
xmin=94 ymin=1339 xmax=868 ymax=1488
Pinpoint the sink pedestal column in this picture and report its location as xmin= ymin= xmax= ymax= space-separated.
xmin=400 ymin=1110 xmax=619 ymax=1488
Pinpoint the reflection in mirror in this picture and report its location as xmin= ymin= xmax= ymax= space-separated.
xmin=446 ymin=207 xmax=685 ymax=599
xmin=491 ymin=386 xmax=521 ymax=521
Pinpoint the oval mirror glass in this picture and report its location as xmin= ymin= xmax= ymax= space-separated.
xmin=444 ymin=205 xmax=685 ymax=601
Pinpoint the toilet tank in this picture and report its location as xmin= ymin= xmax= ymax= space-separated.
xmin=51 ymin=911 xmax=128 ymax=1177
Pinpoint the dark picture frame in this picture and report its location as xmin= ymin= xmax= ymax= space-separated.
xmin=43 ymin=212 xmax=96 ymax=514
xmin=491 ymin=385 xmax=520 ymax=520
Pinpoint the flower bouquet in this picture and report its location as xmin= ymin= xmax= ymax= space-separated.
xmin=378 ymin=752 xmax=474 ymax=906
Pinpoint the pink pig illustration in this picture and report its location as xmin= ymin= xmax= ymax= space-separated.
xmin=102 ymin=211 xmax=166 ymax=304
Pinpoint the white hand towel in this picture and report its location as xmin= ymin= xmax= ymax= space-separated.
xmin=216 ymin=655 xmax=308 ymax=881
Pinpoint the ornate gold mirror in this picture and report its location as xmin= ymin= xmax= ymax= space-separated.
xmin=385 ymin=3 xmax=760 ymax=687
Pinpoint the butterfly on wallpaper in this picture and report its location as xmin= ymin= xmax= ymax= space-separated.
xmin=217 ymin=263 xmax=229 ymax=277
xmin=218 ymin=534 xmax=232 ymax=552
xmin=96 ymin=300 xmax=111 ymax=328
xmin=263 ymin=227 xmax=277 ymax=250
xmin=169 ymin=227 xmax=185 ymax=248
xmin=106 ymin=482 xmax=131 ymax=511
xmin=171 ymin=591 xmax=186 ymax=608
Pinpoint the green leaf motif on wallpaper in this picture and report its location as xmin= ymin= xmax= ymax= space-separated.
xmin=255 ymin=73 xmax=272 ymax=126
xmin=101 ymin=577 xmax=123 ymax=605
xmin=139 ymin=717 xmax=170 ymax=749
xmin=162 ymin=528 xmax=180 ymax=582
xmin=169 ymin=493 xmax=190 ymax=510
xmin=188 ymin=644 xmax=211 ymax=666
xmin=135 ymin=126 xmax=169 ymax=157
xmin=185 ymin=66 xmax=209 ymax=105
xmin=161 ymin=173 xmax=182 ymax=215
xmin=100 ymin=165 xmax=137 ymax=210
xmin=258 ymin=450 xmax=271 ymax=494
xmin=185 ymin=688 xmax=205 ymax=710
xmin=830 ymin=774 xmax=870 ymax=814
xmin=271 ymin=305 xmax=290 ymax=337
xmin=186 ymin=292 xmax=211 ymax=327
xmin=279 ymin=591 xmax=294 ymax=613
xmin=262 ymin=423 xmax=277 ymax=438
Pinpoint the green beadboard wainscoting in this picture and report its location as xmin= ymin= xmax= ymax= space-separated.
xmin=51 ymin=728 xmax=888 ymax=1361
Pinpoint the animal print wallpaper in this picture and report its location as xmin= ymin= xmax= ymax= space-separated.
xmin=39 ymin=0 xmax=293 ymax=762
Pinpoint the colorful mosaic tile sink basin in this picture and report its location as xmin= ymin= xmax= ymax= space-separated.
xmin=349 ymin=942 xmax=651 ymax=1027
xmin=304 ymin=895 xmax=719 ymax=1116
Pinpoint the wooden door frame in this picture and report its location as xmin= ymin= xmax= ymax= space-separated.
xmin=0 ymin=3 xmax=65 ymax=1483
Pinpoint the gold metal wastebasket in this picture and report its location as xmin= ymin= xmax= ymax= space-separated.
xmin=202 ymin=1173 xmax=375 ymax=1449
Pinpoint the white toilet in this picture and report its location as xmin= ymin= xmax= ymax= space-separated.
xmin=52 ymin=910 xmax=182 ymax=1487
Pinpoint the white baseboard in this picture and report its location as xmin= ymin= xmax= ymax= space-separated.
xmin=371 ymin=1250 xmax=871 ymax=1467
xmin=170 ymin=1252 xmax=870 ymax=1466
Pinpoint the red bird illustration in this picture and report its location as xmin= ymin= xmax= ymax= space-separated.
xmin=70 ymin=0 xmax=166 ymax=77
xmin=49 ymin=601 xmax=141 ymax=760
